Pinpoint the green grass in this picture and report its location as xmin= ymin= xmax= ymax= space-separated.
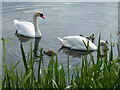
xmin=2 ymin=38 xmax=120 ymax=89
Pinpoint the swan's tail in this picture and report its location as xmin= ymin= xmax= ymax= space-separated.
xmin=58 ymin=37 xmax=71 ymax=47
xmin=14 ymin=19 xmax=19 ymax=25
xmin=58 ymin=37 xmax=63 ymax=42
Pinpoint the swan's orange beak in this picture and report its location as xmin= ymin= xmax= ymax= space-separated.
xmin=41 ymin=16 xmax=45 ymax=19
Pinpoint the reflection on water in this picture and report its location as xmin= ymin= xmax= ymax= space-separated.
xmin=59 ymin=46 xmax=94 ymax=58
xmin=33 ymin=38 xmax=41 ymax=57
xmin=118 ymin=33 xmax=120 ymax=71
xmin=16 ymin=33 xmax=41 ymax=57
xmin=118 ymin=34 xmax=120 ymax=56
xmin=15 ymin=33 xmax=34 ymax=42
xmin=16 ymin=32 xmax=93 ymax=58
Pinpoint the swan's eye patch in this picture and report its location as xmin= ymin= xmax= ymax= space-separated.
xmin=40 ymin=14 xmax=43 ymax=17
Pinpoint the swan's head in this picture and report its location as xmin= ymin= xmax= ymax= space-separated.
xmin=34 ymin=11 xmax=45 ymax=19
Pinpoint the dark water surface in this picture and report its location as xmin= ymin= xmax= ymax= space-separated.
xmin=2 ymin=2 xmax=118 ymax=68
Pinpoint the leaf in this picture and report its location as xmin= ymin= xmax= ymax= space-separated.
xmin=20 ymin=42 xmax=28 ymax=72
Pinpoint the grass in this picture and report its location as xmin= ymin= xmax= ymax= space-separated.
xmin=2 ymin=37 xmax=120 ymax=89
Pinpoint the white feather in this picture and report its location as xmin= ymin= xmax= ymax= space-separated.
xmin=14 ymin=19 xmax=35 ymax=37
xmin=14 ymin=11 xmax=44 ymax=37
xmin=58 ymin=35 xmax=97 ymax=50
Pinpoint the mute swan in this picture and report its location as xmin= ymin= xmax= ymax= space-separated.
xmin=14 ymin=11 xmax=45 ymax=37
xmin=58 ymin=35 xmax=97 ymax=51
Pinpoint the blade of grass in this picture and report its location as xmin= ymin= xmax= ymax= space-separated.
xmin=51 ymin=78 xmax=59 ymax=88
xmin=2 ymin=38 xmax=6 ymax=64
xmin=11 ymin=60 xmax=20 ymax=71
xmin=109 ymin=42 xmax=113 ymax=64
xmin=59 ymin=63 xmax=66 ymax=88
xmin=20 ymin=42 xmax=28 ymax=72
xmin=67 ymin=55 xmax=70 ymax=85
xmin=20 ymin=71 xmax=32 ymax=88
xmin=38 ymin=48 xmax=43 ymax=83
xmin=15 ymin=69 xmax=19 ymax=88
xmin=97 ymin=34 xmax=101 ymax=62
xmin=54 ymin=55 xmax=59 ymax=87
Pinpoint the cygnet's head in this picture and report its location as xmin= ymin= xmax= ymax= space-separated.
xmin=34 ymin=11 xmax=45 ymax=19
xmin=92 ymin=33 xmax=96 ymax=38
xmin=85 ymin=33 xmax=96 ymax=43
xmin=100 ymin=40 xmax=109 ymax=51
xmin=89 ymin=33 xmax=96 ymax=41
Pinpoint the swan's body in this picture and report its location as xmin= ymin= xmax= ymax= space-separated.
xmin=44 ymin=49 xmax=56 ymax=56
xmin=14 ymin=11 xmax=45 ymax=37
xmin=58 ymin=35 xmax=97 ymax=51
xmin=14 ymin=19 xmax=36 ymax=37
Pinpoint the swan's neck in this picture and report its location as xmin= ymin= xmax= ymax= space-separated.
xmin=33 ymin=15 xmax=42 ymax=37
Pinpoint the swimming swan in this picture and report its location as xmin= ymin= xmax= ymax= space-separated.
xmin=58 ymin=35 xmax=97 ymax=51
xmin=14 ymin=11 xmax=45 ymax=37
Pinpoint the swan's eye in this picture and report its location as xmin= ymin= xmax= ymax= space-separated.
xmin=40 ymin=14 xmax=43 ymax=17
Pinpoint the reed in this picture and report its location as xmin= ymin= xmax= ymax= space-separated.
xmin=2 ymin=38 xmax=120 ymax=89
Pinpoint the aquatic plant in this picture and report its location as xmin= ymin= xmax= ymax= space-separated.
xmin=2 ymin=38 xmax=120 ymax=89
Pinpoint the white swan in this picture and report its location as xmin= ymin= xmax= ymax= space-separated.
xmin=58 ymin=35 xmax=97 ymax=51
xmin=14 ymin=11 xmax=45 ymax=37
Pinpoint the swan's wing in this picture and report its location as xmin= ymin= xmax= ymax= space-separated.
xmin=62 ymin=36 xmax=87 ymax=50
xmin=14 ymin=19 xmax=35 ymax=37
xmin=62 ymin=36 xmax=97 ymax=50
xmin=58 ymin=37 xmax=71 ymax=47
xmin=63 ymin=36 xmax=85 ymax=45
